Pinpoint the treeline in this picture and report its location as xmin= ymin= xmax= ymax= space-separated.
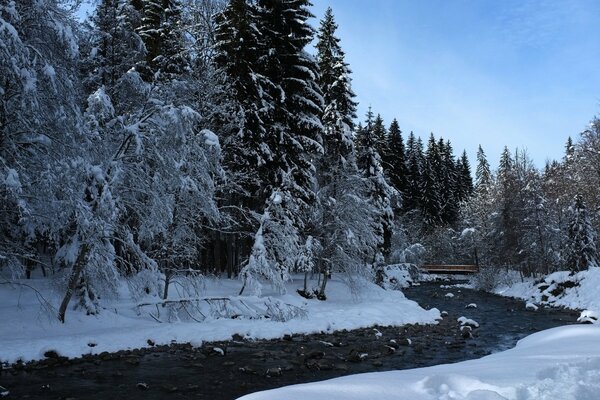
xmin=1 ymin=0 xmax=597 ymax=321
xmin=461 ymin=137 xmax=599 ymax=282
xmin=1 ymin=0 xmax=460 ymax=318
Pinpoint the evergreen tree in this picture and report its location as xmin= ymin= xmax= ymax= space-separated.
xmin=403 ymin=132 xmax=423 ymax=212
xmin=80 ymin=0 xmax=145 ymax=93
xmin=316 ymin=7 xmax=357 ymax=131
xmin=475 ymin=145 xmax=492 ymax=196
xmin=439 ymin=139 xmax=459 ymax=224
xmin=420 ymin=134 xmax=443 ymax=227
xmin=240 ymin=0 xmax=324 ymax=294
xmin=313 ymin=7 xmax=380 ymax=297
xmin=385 ymin=119 xmax=408 ymax=198
xmin=372 ymin=114 xmax=388 ymax=163
xmin=458 ymin=150 xmax=474 ymax=202
xmin=137 ymin=0 xmax=189 ymax=80
xmin=565 ymin=195 xmax=598 ymax=272
xmin=494 ymin=146 xmax=519 ymax=266
xmin=356 ymin=110 xmax=396 ymax=258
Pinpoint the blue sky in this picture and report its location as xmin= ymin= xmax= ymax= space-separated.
xmin=310 ymin=0 xmax=600 ymax=168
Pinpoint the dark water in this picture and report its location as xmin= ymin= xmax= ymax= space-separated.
xmin=0 ymin=281 xmax=579 ymax=400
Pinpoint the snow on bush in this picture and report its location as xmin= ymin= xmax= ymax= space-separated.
xmin=379 ymin=263 xmax=422 ymax=290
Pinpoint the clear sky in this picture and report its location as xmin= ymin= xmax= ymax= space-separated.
xmin=310 ymin=0 xmax=600 ymax=168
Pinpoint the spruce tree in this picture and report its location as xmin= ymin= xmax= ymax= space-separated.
xmin=317 ymin=7 xmax=357 ymax=131
xmin=475 ymin=145 xmax=492 ymax=195
xmin=565 ymin=195 xmax=598 ymax=272
xmin=404 ymin=132 xmax=423 ymax=211
xmin=386 ymin=119 xmax=408 ymax=198
xmin=420 ymin=134 xmax=443 ymax=227
xmin=356 ymin=110 xmax=396 ymax=259
xmin=240 ymin=0 xmax=325 ymax=294
xmin=372 ymin=114 xmax=388 ymax=163
xmin=137 ymin=0 xmax=189 ymax=80
xmin=439 ymin=139 xmax=459 ymax=224
xmin=460 ymin=150 xmax=474 ymax=199
xmin=314 ymin=6 xmax=379 ymax=297
xmin=81 ymin=0 xmax=145 ymax=93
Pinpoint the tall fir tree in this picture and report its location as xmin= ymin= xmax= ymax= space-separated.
xmin=457 ymin=150 xmax=474 ymax=202
xmin=81 ymin=0 xmax=145 ymax=93
xmin=475 ymin=145 xmax=492 ymax=196
xmin=136 ymin=0 xmax=189 ymax=80
xmin=403 ymin=132 xmax=423 ymax=211
xmin=240 ymin=0 xmax=325 ymax=294
xmin=314 ymin=6 xmax=379 ymax=296
xmin=385 ymin=119 xmax=408 ymax=200
xmin=420 ymin=134 xmax=443 ymax=227
xmin=565 ymin=195 xmax=598 ymax=272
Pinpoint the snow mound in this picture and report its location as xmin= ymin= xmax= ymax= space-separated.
xmin=525 ymin=302 xmax=538 ymax=311
xmin=379 ymin=263 xmax=423 ymax=290
xmin=458 ymin=316 xmax=479 ymax=328
xmin=238 ymin=325 xmax=600 ymax=400
xmin=445 ymin=293 xmax=455 ymax=298
xmin=577 ymin=310 xmax=598 ymax=324
xmin=495 ymin=267 xmax=600 ymax=319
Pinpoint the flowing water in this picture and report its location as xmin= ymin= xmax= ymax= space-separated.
xmin=0 ymin=281 xmax=579 ymax=399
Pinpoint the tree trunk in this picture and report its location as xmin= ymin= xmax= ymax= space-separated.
xmin=58 ymin=243 xmax=90 ymax=323
xmin=163 ymin=266 xmax=172 ymax=300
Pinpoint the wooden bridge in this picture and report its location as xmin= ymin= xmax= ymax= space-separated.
xmin=421 ymin=264 xmax=479 ymax=274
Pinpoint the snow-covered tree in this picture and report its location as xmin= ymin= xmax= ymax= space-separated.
xmin=313 ymin=7 xmax=379 ymax=298
xmin=565 ymin=195 xmax=598 ymax=272
xmin=240 ymin=0 xmax=324 ymax=293
xmin=0 ymin=0 xmax=83 ymax=281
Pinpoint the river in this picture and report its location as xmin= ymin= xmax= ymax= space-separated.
xmin=0 ymin=281 xmax=579 ymax=399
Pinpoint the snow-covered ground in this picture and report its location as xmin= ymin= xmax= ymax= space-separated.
xmin=0 ymin=274 xmax=439 ymax=364
xmin=494 ymin=267 xmax=600 ymax=321
xmin=239 ymin=324 xmax=600 ymax=400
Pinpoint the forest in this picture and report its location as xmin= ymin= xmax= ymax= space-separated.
xmin=1 ymin=0 xmax=599 ymax=323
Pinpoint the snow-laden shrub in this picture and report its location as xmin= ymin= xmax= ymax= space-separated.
xmin=470 ymin=267 xmax=515 ymax=291
xmin=379 ymin=263 xmax=421 ymax=290
xmin=390 ymin=243 xmax=426 ymax=265
xmin=127 ymin=269 xmax=165 ymax=301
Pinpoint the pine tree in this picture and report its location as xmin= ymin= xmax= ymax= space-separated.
xmin=420 ymin=134 xmax=443 ymax=227
xmin=385 ymin=119 xmax=408 ymax=199
xmin=314 ymin=6 xmax=379 ymax=297
xmin=372 ymin=114 xmax=388 ymax=163
xmin=316 ymin=7 xmax=357 ymax=131
xmin=240 ymin=0 xmax=324 ymax=294
xmin=475 ymin=145 xmax=492 ymax=196
xmin=565 ymin=195 xmax=598 ymax=272
xmin=494 ymin=146 xmax=519 ymax=266
xmin=458 ymin=150 xmax=474 ymax=202
xmin=80 ymin=0 xmax=145 ymax=93
xmin=137 ymin=0 xmax=189 ymax=80
xmin=439 ymin=139 xmax=459 ymax=224
xmin=356 ymin=110 xmax=396 ymax=258
xmin=403 ymin=132 xmax=423 ymax=211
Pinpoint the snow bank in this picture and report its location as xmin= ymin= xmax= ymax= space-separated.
xmin=494 ymin=267 xmax=600 ymax=320
xmin=239 ymin=325 xmax=600 ymax=400
xmin=0 ymin=274 xmax=439 ymax=364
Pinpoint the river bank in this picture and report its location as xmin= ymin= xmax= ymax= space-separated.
xmin=0 ymin=281 xmax=579 ymax=399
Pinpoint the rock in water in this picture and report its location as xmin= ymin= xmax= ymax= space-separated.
xmin=525 ymin=302 xmax=539 ymax=311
